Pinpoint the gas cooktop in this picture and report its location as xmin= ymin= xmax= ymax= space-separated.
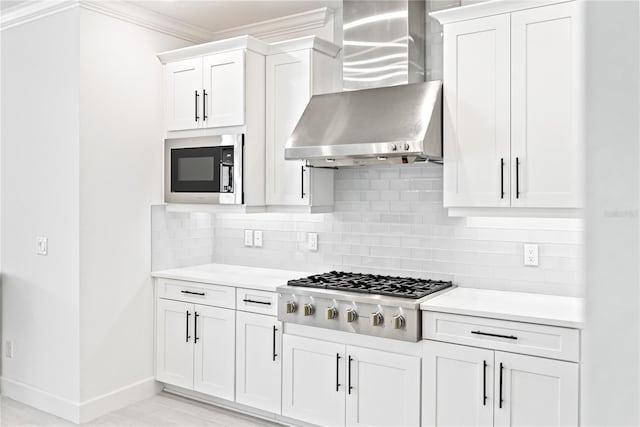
xmin=287 ymin=271 xmax=453 ymax=299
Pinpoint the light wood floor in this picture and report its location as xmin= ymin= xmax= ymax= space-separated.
xmin=1 ymin=392 xmax=280 ymax=426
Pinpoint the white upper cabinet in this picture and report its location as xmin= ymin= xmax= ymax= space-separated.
xmin=443 ymin=15 xmax=511 ymax=208
xmin=436 ymin=1 xmax=582 ymax=211
xmin=510 ymin=2 xmax=582 ymax=208
xmin=202 ymin=50 xmax=245 ymax=128
xmin=165 ymin=58 xmax=202 ymax=131
xmin=159 ymin=37 xmax=269 ymax=134
xmin=265 ymin=38 xmax=340 ymax=210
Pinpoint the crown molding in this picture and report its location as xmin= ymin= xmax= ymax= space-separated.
xmin=430 ymin=0 xmax=574 ymax=24
xmin=1 ymin=0 xmax=215 ymax=43
xmin=210 ymin=7 xmax=335 ymax=42
xmin=157 ymin=35 xmax=271 ymax=64
xmin=269 ymin=36 xmax=341 ymax=58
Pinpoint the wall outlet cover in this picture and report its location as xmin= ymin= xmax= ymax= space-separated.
xmin=524 ymin=244 xmax=539 ymax=266
xmin=244 ymin=230 xmax=254 ymax=247
xmin=5 ymin=341 xmax=13 ymax=358
xmin=254 ymin=230 xmax=263 ymax=248
xmin=308 ymin=232 xmax=318 ymax=251
xmin=36 ymin=236 xmax=48 ymax=256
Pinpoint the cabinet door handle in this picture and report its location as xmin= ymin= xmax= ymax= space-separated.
xmin=272 ymin=325 xmax=278 ymax=361
xmin=301 ymin=165 xmax=306 ymax=199
xmin=181 ymin=290 xmax=205 ymax=296
xmin=500 ymin=158 xmax=505 ymax=199
xmin=471 ymin=330 xmax=518 ymax=340
xmin=242 ymin=299 xmax=271 ymax=305
xmin=194 ymin=312 xmax=200 ymax=343
xmin=202 ymin=89 xmax=207 ymax=121
xmin=515 ymin=157 xmax=520 ymax=199
xmin=482 ymin=360 xmax=487 ymax=406
xmin=348 ymin=355 xmax=353 ymax=395
xmin=194 ymin=90 xmax=199 ymax=122
xmin=499 ymin=362 xmax=504 ymax=409
xmin=185 ymin=310 xmax=191 ymax=342
xmin=336 ymin=353 xmax=341 ymax=392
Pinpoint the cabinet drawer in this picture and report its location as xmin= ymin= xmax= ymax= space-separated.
xmin=422 ymin=311 xmax=580 ymax=362
xmin=236 ymin=288 xmax=277 ymax=316
xmin=157 ymin=279 xmax=235 ymax=309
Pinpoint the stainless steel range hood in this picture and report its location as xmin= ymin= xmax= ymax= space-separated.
xmin=284 ymin=0 xmax=442 ymax=167
xmin=284 ymin=81 xmax=442 ymax=167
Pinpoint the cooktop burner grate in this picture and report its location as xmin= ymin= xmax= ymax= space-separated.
xmin=287 ymin=271 xmax=453 ymax=299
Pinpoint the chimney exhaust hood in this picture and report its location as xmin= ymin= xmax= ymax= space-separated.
xmin=284 ymin=0 xmax=442 ymax=167
xmin=284 ymin=81 xmax=442 ymax=167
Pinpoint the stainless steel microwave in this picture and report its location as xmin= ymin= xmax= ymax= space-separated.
xmin=164 ymin=135 xmax=243 ymax=204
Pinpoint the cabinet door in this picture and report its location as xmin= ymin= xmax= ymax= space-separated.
xmin=165 ymin=58 xmax=202 ymax=131
xmin=511 ymin=2 xmax=582 ymax=208
xmin=443 ymin=14 xmax=511 ymax=208
xmin=202 ymin=50 xmax=245 ymax=128
xmin=156 ymin=299 xmax=194 ymax=389
xmin=193 ymin=305 xmax=235 ymax=400
xmin=282 ymin=335 xmax=345 ymax=426
xmin=265 ymin=51 xmax=311 ymax=206
xmin=235 ymin=311 xmax=282 ymax=413
xmin=423 ymin=341 xmax=494 ymax=427
xmin=346 ymin=346 xmax=421 ymax=427
xmin=494 ymin=352 xmax=579 ymax=427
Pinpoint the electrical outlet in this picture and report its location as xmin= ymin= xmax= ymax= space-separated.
xmin=36 ymin=236 xmax=48 ymax=256
xmin=244 ymin=230 xmax=254 ymax=247
xmin=254 ymin=230 xmax=263 ymax=248
xmin=308 ymin=233 xmax=318 ymax=251
xmin=5 ymin=340 xmax=13 ymax=358
xmin=524 ymin=244 xmax=539 ymax=266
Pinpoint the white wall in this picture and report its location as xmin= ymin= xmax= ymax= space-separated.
xmin=77 ymin=7 xmax=190 ymax=415
xmin=0 ymin=6 xmax=82 ymax=413
xmin=153 ymin=164 xmax=583 ymax=297
xmin=583 ymin=1 xmax=640 ymax=425
xmin=1 ymin=4 xmax=191 ymax=422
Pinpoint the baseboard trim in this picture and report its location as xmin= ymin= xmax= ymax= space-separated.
xmin=1 ymin=376 xmax=161 ymax=424
xmin=0 ymin=376 xmax=80 ymax=423
xmin=79 ymin=377 xmax=161 ymax=423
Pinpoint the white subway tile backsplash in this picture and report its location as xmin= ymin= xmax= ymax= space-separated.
xmin=151 ymin=164 xmax=585 ymax=297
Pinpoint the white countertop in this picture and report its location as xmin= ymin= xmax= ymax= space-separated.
xmin=151 ymin=263 xmax=312 ymax=292
xmin=421 ymin=287 xmax=585 ymax=329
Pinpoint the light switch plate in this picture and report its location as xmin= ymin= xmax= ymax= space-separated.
xmin=254 ymin=230 xmax=263 ymax=248
xmin=308 ymin=233 xmax=318 ymax=251
xmin=244 ymin=230 xmax=254 ymax=247
xmin=524 ymin=244 xmax=539 ymax=266
xmin=36 ymin=237 xmax=48 ymax=256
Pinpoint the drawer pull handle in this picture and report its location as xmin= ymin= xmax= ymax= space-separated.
xmin=242 ymin=298 xmax=271 ymax=305
xmin=181 ymin=290 xmax=205 ymax=296
xmin=471 ymin=330 xmax=518 ymax=340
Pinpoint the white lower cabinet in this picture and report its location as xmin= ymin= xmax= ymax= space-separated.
xmin=193 ymin=305 xmax=235 ymax=399
xmin=155 ymin=298 xmax=235 ymax=401
xmin=423 ymin=340 xmax=579 ymax=427
xmin=282 ymin=334 xmax=420 ymax=427
xmin=235 ymin=311 xmax=282 ymax=413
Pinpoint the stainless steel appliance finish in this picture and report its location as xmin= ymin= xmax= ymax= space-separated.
xmin=165 ymin=134 xmax=243 ymax=204
xmin=277 ymin=272 xmax=453 ymax=342
xmin=343 ymin=0 xmax=425 ymax=91
xmin=284 ymin=81 xmax=442 ymax=167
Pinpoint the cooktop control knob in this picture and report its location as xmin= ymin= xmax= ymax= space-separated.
xmin=403 ymin=143 xmax=410 ymax=151
xmin=286 ymin=300 xmax=297 ymax=314
xmin=389 ymin=143 xmax=398 ymax=151
xmin=370 ymin=311 xmax=384 ymax=326
xmin=303 ymin=303 xmax=315 ymax=316
xmin=326 ymin=306 xmax=338 ymax=320
xmin=346 ymin=307 xmax=358 ymax=322
xmin=392 ymin=314 xmax=406 ymax=329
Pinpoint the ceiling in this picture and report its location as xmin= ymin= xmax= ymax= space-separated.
xmin=0 ymin=0 xmax=342 ymax=33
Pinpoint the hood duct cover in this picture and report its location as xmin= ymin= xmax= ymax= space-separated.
xmin=284 ymin=80 xmax=442 ymax=167
xmin=285 ymin=0 xmax=443 ymax=167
